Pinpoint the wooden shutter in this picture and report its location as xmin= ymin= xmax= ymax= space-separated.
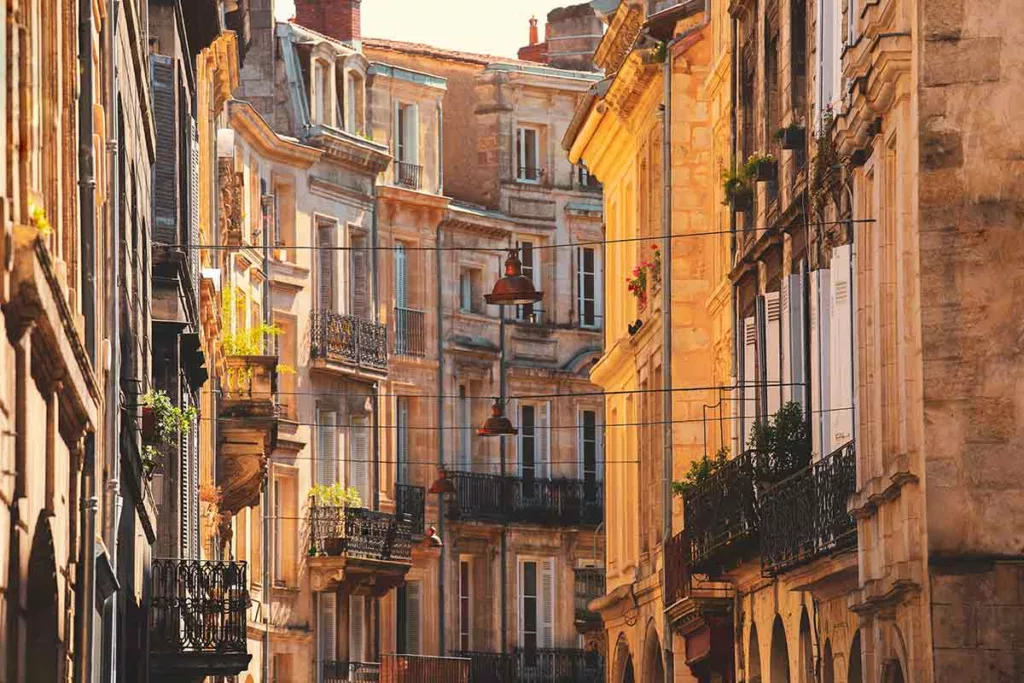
xmin=742 ymin=317 xmax=757 ymax=447
xmin=540 ymin=558 xmax=555 ymax=648
xmin=829 ymin=245 xmax=853 ymax=450
xmin=150 ymin=55 xmax=178 ymax=244
xmin=318 ymin=410 xmax=339 ymax=486
xmin=765 ymin=292 xmax=782 ymax=414
xmin=350 ymin=233 xmax=370 ymax=319
xmin=181 ymin=413 xmax=192 ymax=558
xmin=397 ymin=398 xmax=409 ymax=484
xmin=406 ymin=580 xmax=422 ymax=655
xmin=789 ymin=272 xmax=807 ymax=408
xmin=537 ymin=402 xmax=551 ymax=479
xmin=395 ymin=242 xmax=407 ymax=309
xmin=318 ymin=226 xmax=335 ymax=311
xmin=319 ymin=592 xmax=337 ymax=665
xmin=349 ymin=416 xmax=370 ymax=506
xmin=349 ymin=595 xmax=366 ymax=662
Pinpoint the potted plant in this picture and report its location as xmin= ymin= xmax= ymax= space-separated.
xmin=626 ymin=245 xmax=663 ymax=315
xmin=776 ymin=122 xmax=806 ymax=151
xmin=722 ymin=167 xmax=754 ymax=212
xmin=747 ymin=152 xmax=778 ymax=182
xmin=308 ymin=484 xmax=363 ymax=556
xmin=672 ymin=447 xmax=730 ymax=497
xmin=139 ymin=389 xmax=198 ymax=479
xmin=748 ymin=401 xmax=811 ymax=485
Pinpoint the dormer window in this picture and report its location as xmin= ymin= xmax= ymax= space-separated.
xmin=347 ymin=71 xmax=365 ymax=134
xmin=515 ymin=126 xmax=543 ymax=183
xmin=312 ymin=59 xmax=333 ymax=126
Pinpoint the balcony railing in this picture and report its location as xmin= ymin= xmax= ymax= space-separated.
xmin=574 ymin=568 xmax=605 ymax=624
xmin=149 ymin=559 xmax=249 ymax=655
xmin=323 ymin=660 xmax=380 ymax=683
xmin=445 ymin=471 xmax=603 ymax=527
xmin=760 ymin=440 xmax=857 ymax=575
xmin=683 ymin=449 xmax=759 ymax=575
xmin=395 ymin=483 xmax=425 ymax=535
xmin=310 ymin=310 xmax=388 ymax=372
xmin=452 ymin=649 xmax=603 ymax=683
xmin=219 ymin=354 xmax=278 ymax=418
xmin=380 ymin=654 xmax=471 ymax=682
xmin=309 ymin=506 xmax=413 ymax=563
xmin=394 ymin=161 xmax=422 ymax=190
xmin=394 ymin=307 xmax=425 ymax=357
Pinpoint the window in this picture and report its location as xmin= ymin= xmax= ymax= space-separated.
xmin=576 ymin=164 xmax=599 ymax=190
xmin=401 ymin=581 xmax=422 ymax=655
xmin=761 ymin=291 xmax=783 ymax=415
xmin=810 ymin=269 xmax=832 ymax=457
xmin=516 ymin=242 xmax=539 ymax=322
xmin=459 ymin=268 xmax=480 ymax=313
xmin=313 ymin=60 xmax=330 ymax=125
xmin=829 ymin=245 xmax=853 ymax=450
xmin=273 ymin=470 xmax=298 ymax=586
xmin=274 ymin=179 xmax=296 ymax=262
xmin=350 ymin=231 xmax=370 ymax=319
xmin=276 ymin=317 xmax=297 ymax=419
xmin=518 ymin=403 xmax=550 ymax=485
xmin=515 ymin=126 xmax=542 ymax=182
xmin=577 ymin=247 xmax=600 ymax=328
xmin=350 ymin=595 xmax=366 ymax=662
xmin=395 ymin=102 xmax=419 ymax=165
xmin=518 ymin=558 xmax=555 ymax=656
xmin=317 ymin=222 xmax=335 ymax=312
xmin=397 ymin=397 xmax=410 ymax=484
xmin=317 ymin=409 xmax=339 ymax=486
xmin=579 ymin=409 xmax=601 ymax=501
xmin=395 ymin=242 xmax=409 ymax=310
xmin=458 ymin=384 xmax=472 ymax=469
xmin=817 ymin=0 xmax=841 ymax=115
xmin=741 ymin=315 xmax=758 ymax=445
xmin=459 ymin=560 xmax=472 ymax=650
xmin=349 ymin=415 xmax=371 ymax=506
xmin=317 ymin=593 xmax=337 ymax=674
xmin=251 ymin=502 xmax=262 ymax=587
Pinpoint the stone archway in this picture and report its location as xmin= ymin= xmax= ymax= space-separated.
xmin=26 ymin=514 xmax=61 ymax=682
xmin=748 ymin=624 xmax=762 ymax=683
xmin=798 ymin=609 xmax=813 ymax=683
xmin=612 ymin=633 xmax=636 ymax=683
xmin=822 ymin=640 xmax=834 ymax=683
xmin=641 ymin=621 xmax=664 ymax=683
xmin=848 ymin=631 xmax=863 ymax=683
xmin=770 ymin=615 xmax=791 ymax=683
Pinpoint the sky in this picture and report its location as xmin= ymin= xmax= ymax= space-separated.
xmin=274 ymin=0 xmax=582 ymax=59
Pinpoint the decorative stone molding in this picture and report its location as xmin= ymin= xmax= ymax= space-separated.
xmin=218 ymin=159 xmax=244 ymax=247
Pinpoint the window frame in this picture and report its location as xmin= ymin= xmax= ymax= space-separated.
xmin=515 ymin=125 xmax=542 ymax=184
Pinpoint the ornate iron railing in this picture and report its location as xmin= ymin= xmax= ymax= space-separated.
xmin=664 ymin=529 xmax=691 ymax=606
xmin=760 ymin=440 xmax=857 ymax=575
xmin=219 ymin=354 xmax=278 ymax=418
xmin=683 ymin=449 xmax=759 ymax=575
xmin=323 ymin=660 xmax=380 ymax=682
xmin=394 ymin=307 xmax=425 ymax=357
xmin=308 ymin=506 xmax=413 ymax=563
xmin=149 ymin=559 xmax=249 ymax=655
xmin=451 ymin=651 xmax=515 ymax=683
xmin=395 ymin=483 xmax=425 ymax=535
xmin=445 ymin=471 xmax=603 ymax=527
xmin=379 ymin=654 xmax=471 ymax=682
xmin=574 ymin=568 xmax=605 ymax=623
xmin=394 ymin=161 xmax=422 ymax=190
xmin=310 ymin=310 xmax=388 ymax=371
xmin=452 ymin=649 xmax=602 ymax=683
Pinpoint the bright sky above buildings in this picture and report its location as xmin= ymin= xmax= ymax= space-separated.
xmin=274 ymin=0 xmax=584 ymax=59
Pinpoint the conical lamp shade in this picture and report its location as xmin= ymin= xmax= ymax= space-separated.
xmin=428 ymin=469 xmax=457 ymax=495
xmin=485 ymin=250 xmax=543 ymax=306
xmin=477 ymin=399 xmax=518 ymax=436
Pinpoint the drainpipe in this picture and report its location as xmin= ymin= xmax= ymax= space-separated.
xmin=499 ymin=307 xmax=507 ymax=655
xmin=262 ymin=191 xmax=272 ymax=683
xmin=660 ymin=35 xmax=675 ymax=683
xmin=435 ymin=225 xmax=446 ymax=654
xmin=103 ymin=0 xmax=123 ymax=676
xmin=436 ymin=100 xmax=444 ymax=195
xmin=730 ymin=15 xmax=740 ymax=456
xmin=73 ymin=0 xmax=98 ymax=674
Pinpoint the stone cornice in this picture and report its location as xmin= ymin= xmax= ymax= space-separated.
xmin=594 ymin=2 xmax=645 ymax=74
xmin=228 ymin=100 xmax=322 ymax=168
xmin=303 ymin=126 xmax=393 ymax=175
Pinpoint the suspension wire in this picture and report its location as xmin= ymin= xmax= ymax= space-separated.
xmin=156 ymin=219 xmax=875 ymax=254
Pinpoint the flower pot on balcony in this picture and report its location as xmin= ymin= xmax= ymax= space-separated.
xmin=730 ymin=186 xmax=754 ymax=212
xmin=755 ymin=158 xmax=778 ymax=182
xmin=141 ymin=406 xmax=157 ymax=441
xmin=778 ymin=125 xmax=805 ymax=150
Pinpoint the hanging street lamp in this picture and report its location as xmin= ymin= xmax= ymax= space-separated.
xmin=485 ymin=249 xmax=543 ymax=306
xmin=477 ymin=398 xmax=517 ymax=437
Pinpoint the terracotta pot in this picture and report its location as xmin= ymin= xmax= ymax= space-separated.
xmin=141 ymin=406 xmax=157 ymax=440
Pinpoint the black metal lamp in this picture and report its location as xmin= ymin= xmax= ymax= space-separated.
xmin=484 ymin=249 xmax=543 ymax=306
xmin=477 ymin=399 xmax=517 ymax=437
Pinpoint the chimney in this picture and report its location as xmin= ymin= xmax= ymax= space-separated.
xmin=294 ymin=0 xmax=362 ymax=45
xmin=528 ymin=16 xmax=539 ymax=46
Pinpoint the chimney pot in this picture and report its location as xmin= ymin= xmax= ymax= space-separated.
xmin=528 ymin=15 xmax=539 ymax=46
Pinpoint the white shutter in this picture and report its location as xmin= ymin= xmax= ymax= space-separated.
xmin=318 ymin=226 xmax=334 ymax=311
xmin=319 ymin=592 xmax=337 ymax=666
xmin=765 ymin=292 xmax=782 ymax=415
xmin=537 ymin=402 xmax=550 ymax=479
xmin=829 ymin=245 xmax=853 ymax=451
xmin=405 ymin=104 xmax=419 ymax=165
xmin=395 ymin=242 xmax=408 ymax=309
xmin=540 ymin=558 xmax=555 ymax=648
xmin=780 ymin=278 xmax=791 ymax=404
xmin=406 ymin=581 xmax=422 ymax=655
xmin=394 ymin=100 xmax=403 ymax=162
xmin=318 ymin=410 xmax=339 ymax=486
xmin=742 ymin=317 xmax=757 ymax=447
xmin=811 ymin=270 xmax=832 ymax=459
xmin=349 ymin=595 xmax=365 ymax=662
xmin=349 ymin=416 xmax=371 ymax=506
xmin=397 ymin=398 xmax=409 ymax=484
xmin=789 ymin=273 xmax=807 ymax=409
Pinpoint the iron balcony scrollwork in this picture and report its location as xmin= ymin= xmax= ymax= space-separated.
xmin=308 ymin=505 xmax=413 ymax=563
xmin=445 ymin=470 xmax=603 ymax=527
xmin=310 ymin=310 xmax=388 ymax=371
xmin=149 ymin=559 xmax=249 ymax=655
xmin=394 ymin=306 xmax=426 ymax=357
xmin=395 ymin=483 xmax=425 ymax=535
xmin=452 ymin=649 xmax=603 ymax=683
xmin=760 ymin=440 xmax=857 ymax=575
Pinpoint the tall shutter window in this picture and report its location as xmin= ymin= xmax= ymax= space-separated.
xmin=829 ymin=245 xmax=853 ymax=450
xmin=395 ymin=101 xmax=405 ymax=162
xmin=810 ymin=270 xmax=832 ymax=458
xmin=189 ymin=120 xmax=200 ymax=298
xmin=780 ymin=278 xmax=791 ymax=404
xmin=180 ymin=412 xmax=192 ymax=558
xmin=765 ymin=292 xmax=783 ymax=414
xmin=349 ymin=416 xmax=371 ymax=506
xmin=404 ymin=104 xmax=419 ymax=164
xmin=519 ymin=560 xmax=538 ymax=653
xmin=150 ymin=55 xmax=178 ymax=244
xmin=459 ymin=561 xmax=472 ymax=650
xmin=519 ymin=404 xmax=536 ymax=479
xmin=318 ymin=593 xmax=337 ymax=668
xmin=742 ymin=317 xmax=758 ymax=446
xmin=405 ymin=581 xmax=422 ymax=655
xmin=458 ymin=385 xmax=471 ymax=470
xmin=349 ymin=595 xmax=365 ymax=663
xmin=788 ymin=272 xmax=807 ymax=409
xmin=318 ymin=225 xmax=335 ymax=312
xmin=350 ymin=233 xmax=370 ymax=319
xmin=517 ymin=242 xmax=537 ymax=322
xmin=397 ymin=398 xmax=409 ymax=484
xmin=537 ymin=402 xmax=551 ymax=479
xmin=577 ymin=247 xmax=599 ymax=328
xmin=395 ymin=242 xmax=408 ymax=309
xmin=540 ymin=558 xmax=555 ymax=648
xmin=317 ymin=410 xmax=339 ymax=486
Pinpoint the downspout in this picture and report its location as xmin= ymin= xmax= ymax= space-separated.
xmin=499 ymin=307 xmax=507 ymax=655
xmin=73 ymin=0 xmax=98 ymax=674
xmin=436 ymin=100 xmax=444 ymax=195
xmin=262 ymin=189 xmax=272 ymax=683
xmin=104 ymin=0 xmax=123 ymax=676
xmin=730 ymin=14 xmax=740 ymax=456
xmin=435 ymin=224 xmax=446 ymax=654
xmin=660 ymin=36 xmax=675 ymax=683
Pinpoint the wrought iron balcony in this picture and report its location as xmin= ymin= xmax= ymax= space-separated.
xmin=574 ymin=568 xmax=605 ymax=626
xmin=310 ymin=310 xmax=388 ymax=373
xmin=394 ymin=160 xmax=422 ymax=190
xmin=380 ymin=654 xmax=471 ymax=681
xmin=452 ymin=649 xmax=604 ymax=683
xmin=323 ymin=660 xmax=380 ymax=683
xmin=394 ymin=306 xmax=426 ymax=357
xmin=395 ymin=483 xmax=425 ymax=535
xmin=309 ymin=505 xmax=413 ymax=563
xmin=445 ymin=470 xmax=603 ymax=527
xmin=219 ymin=354 xmax=278 ymax=419
xmin=760 ymin=440 xmax=857 ymax=575
xmin=683 ymin=449 xmax=759 ymax=576
xmin=149 ymin=559 xmax=250 ymax=678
